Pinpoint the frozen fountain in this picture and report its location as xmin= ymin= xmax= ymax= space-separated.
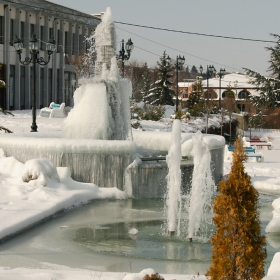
xmin=0 ymin=7 xmax=224 ymax=199
xmin=0 ymin=7 xmax=237 ymax=276
xmin=63 ymin=7 xmax=132 ymax=141
xmin=165 ymin=120 xmax=182 ymax=236
xmin=164 ymin=124 xmax=216 ymax=241
xmin=187 ymin=131 xmax=216 ymax=241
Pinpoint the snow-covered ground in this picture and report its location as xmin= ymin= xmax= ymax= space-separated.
xmin=0 ymin=110 xmax=279 ymax=279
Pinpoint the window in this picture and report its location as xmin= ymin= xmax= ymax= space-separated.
xmin=64 ymin=31 xmax=68 ymax=54
xmin=40 ymin=68 xmax=44 ymax=108
xmin=238 ymin=90 xmax=249 ymax=99
xmin=20 ymin=66 xmax=25 ymax=109
xmin=20 ymin=22 xmax=25 ymax=47
xmin=204 ymin=91 xmax=217 ymax=99
xmin=10 ymin=19 xmax=14 ymax=45
xmin=57 ymin=69 xmax=60 ymax=103
xmin=30 ymin=24 xmax=35 ymax=37
xmin=40 ymin=26 xmax=43 ymax=50
xmin=222 ymin=90 xmax=235 ymax=98
xmin=72 ymin=33 xmax=74 ymax=55
xmin=49 ymin=27 xmax=54 ymax=39
xmin=48 ymin=69 xmax=53 ymax=102
xmin=79 ymin=34 xmax=84 ymax=54
xmin=9 ymin=65 xmax=15 ymax=110
xmin=57 ymin=30 xmax=61 ymax=53
xmin=0 ymin=16 xmax=4 ymax=44
xmin=64 ymin=72 xmax=70 ymax=105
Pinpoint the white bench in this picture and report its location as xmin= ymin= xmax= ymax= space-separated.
xmin=40 ymin=102 xmax=66 ymax=118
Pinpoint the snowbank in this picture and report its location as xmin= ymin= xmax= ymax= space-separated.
xmin=263 ymin=253 xmax=280 ymax=280
xmin=0 ymin=154 xmax=127 ymax=241
xmin=266 ymin=197 xmax=280 ymax=233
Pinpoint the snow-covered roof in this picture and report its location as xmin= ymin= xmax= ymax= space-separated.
xmin=201 ymin=73 xmax=254 ymax=89
xmin=178 ymin=73 xmax=259 ymax=97
xmin=178 ymin=81 xmax=194 ymax=87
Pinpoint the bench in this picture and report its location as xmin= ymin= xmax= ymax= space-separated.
xmin=228 ymin=146 xmax=256 ymax=153
xmin=39 ymin=102 xmax=66 ymax=118
xmin=250 ymin=142 xmax=272 ymax=149
xmin=224 ymin=133 xmax=238 ymax=143
xmin=247 ymin=154 xmax=263 ymax=162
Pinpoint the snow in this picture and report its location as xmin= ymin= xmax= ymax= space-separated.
xmin=133 ymin=130 xmax=224 ymax=155
xmin=0 ymin=110 xmax=280 ymax=279
xmin=0 ymin=153 xmax=127 ymax=241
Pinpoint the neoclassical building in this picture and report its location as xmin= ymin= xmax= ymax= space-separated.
xmin=0 ymin=0 xmax=101 ymax=110
xmin=178 ymin=73 xmax=258 ymax=112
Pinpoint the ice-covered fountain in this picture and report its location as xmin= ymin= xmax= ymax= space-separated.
xmin=0 ymin=7 xmax=224 ymax=198
xmin=163 ymin=121 xmax=216 ymax=241
xmin=3 ymin=7 xmax=278 ymax=277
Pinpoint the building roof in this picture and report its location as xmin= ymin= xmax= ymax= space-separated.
xmin=179 ymin=72 xmax=259 ymax=97
xmin=3 ymin=0 xmax=101 ymax=26
xmin=202 ymin=73 xmax=255 ymax=89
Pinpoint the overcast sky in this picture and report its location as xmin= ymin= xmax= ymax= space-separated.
xmin=49 ymin=0 xmax=280 ymax=75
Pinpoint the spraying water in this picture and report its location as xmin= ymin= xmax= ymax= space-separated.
xmin=188 ymin=131 xmax=216 ymax=241
xmin=62 ymin=7 xmax=132 ymax=141
xmin=165 ymin=120 xmax=182 ymax=236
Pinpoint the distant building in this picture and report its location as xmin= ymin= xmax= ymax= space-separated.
xmin=0 ymin=0 xmax=101 ymax=110
xmin=178 ymin=73 xmax=259 ymax=113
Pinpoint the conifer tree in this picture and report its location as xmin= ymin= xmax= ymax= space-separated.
xmin=191 ymin=65 xmax=198 ymax=74
xmin=244 ymin=34 xmax=280 ymax=111
xmin=186 ymin=77 xmax=204 ymax=116
xmin=206 ymin=137 xmax=266 ymax=280
xmin=141 ymin=62 xmax=152 ymax=103
xmin=144 ymin=51 xmax=175 ymax=105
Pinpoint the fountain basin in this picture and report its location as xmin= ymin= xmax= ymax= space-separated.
xmin=0 ymin=132 xmax=136 ymax=191
xmin=0 ymin=131 xmax=224 ymax=198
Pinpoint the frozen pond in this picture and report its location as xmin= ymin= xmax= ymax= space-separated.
xmin=0 ymin=195 xmax=279 ymax=275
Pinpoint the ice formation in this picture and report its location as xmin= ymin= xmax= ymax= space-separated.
xmin=165 ymin=120 xmax=182 ymax=235
xmin=188 ymin=131 xmax=216 ymax=240
xmin=62 ymin=7 xmax=132 ymax=141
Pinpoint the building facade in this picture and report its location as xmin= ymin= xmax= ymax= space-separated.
xmin=0 ymin=0 xmax=100 ymax=110
xmin=178 ymin=73 xmax=258 ymax=113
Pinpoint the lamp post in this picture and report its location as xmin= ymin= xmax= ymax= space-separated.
xmin=116 ymin=38 xmax=134 ymax=78
xmin=217 ymin=68 xmax=226 ymax=109
xmin=199 ymin=65 xmax=216 ymax=100
xmin=13 ymin=34 xmax=56 ymax=132
xmin=175 ymin=55 xmax=185 ymax=111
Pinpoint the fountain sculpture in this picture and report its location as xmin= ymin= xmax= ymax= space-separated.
xmin=0 ymin=7 xmax=224 ymax=199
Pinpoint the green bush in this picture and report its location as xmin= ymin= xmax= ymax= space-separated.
xmin=140 ymin=105 xmax=166 ymax=121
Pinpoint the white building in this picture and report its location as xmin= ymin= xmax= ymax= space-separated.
xmin=0 ymin=0 xmax=101 ymax=110
xmin=178 ymin=73 xmax=259 ymax=112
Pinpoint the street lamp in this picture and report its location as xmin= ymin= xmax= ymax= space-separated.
xmin=13 ymin=34 xmax=56 ymax=132
xmin=175 ymin=55 xmax=185 ymax=111
xmin=200 ymin=65 xmax=216 ymax=100
xmin=217 ymin=68 xmax=226 ymax=109
xmin=116 ymin=38 xmax=134 ymax=78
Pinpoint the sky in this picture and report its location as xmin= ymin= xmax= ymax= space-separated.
xmin=48 ymin=0 xmax=280 ymax=76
